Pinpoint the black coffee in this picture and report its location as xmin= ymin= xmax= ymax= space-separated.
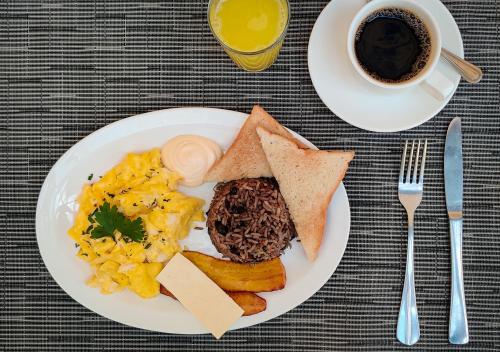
xmin=355 ymin=8 xmax=431 ymax=83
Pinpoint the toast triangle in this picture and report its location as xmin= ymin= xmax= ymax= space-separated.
xmin=256 ymin=127 xmax=354 ymax=261
xmin=204 ymin=105 xmax=308 ymax=182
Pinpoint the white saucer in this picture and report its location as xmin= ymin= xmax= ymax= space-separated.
xmin=308 ymin=0 xmax=464 ymax=132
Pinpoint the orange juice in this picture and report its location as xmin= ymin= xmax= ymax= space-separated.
xmin=209 ymin=0 xmax=289 ymax=71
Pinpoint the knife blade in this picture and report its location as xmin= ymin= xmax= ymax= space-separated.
xmin=444 ymin=117 xmax=469 ymax=345
xmin=445 ymin=117 xmax=463 ymax=218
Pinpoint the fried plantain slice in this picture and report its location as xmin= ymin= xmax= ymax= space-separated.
xmin=227 ymin=291 xmax=267 ymax=316
xmin=182 ymin=251 xmax=286 ymax=292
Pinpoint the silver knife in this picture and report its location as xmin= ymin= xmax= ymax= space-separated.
xmin=444 ymin=117 xmax=469 ymax=344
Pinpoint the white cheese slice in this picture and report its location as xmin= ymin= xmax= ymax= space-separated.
xmin=156 ymin=253 xmax=244 ymax=338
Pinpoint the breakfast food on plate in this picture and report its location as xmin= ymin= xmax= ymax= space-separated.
xmin=207 ymin=177 xmax=295 ymax=263
xmin=183 ymin=251 xmax=286 ymax=292
xmin=156 ymin=253 xmax=244 ymax=339
xmin=157 ymin=250 xmax=281 ymax=323
xmin=204 ymin=105 xmax=308 ymax=182
xmin=64 ymin=104 xmax=351 ymax=333
xmin=161 ymin=135 xmax=222 ymax=187
xmin=257 ymin=127 xmax=354 ymax=261
xmin=226 ymin=291 xmax=267 ymax=316
xmin=160 ymin=285 xmax=267 ymax=316
xmin=67 ymin=149 xmax=205 ymax=298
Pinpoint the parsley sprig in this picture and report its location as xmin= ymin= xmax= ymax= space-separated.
xmin=88 ymin=202 xmax=145 ymax=242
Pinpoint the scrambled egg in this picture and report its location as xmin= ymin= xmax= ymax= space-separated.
xmin=68 ymin=149 xmax=204 ymax=298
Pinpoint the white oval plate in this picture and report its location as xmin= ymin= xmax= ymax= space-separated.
xmin=36 ymin=107 xmax=351 ymax=334
xmin=308 ymin=0 xmax=464 ymax=132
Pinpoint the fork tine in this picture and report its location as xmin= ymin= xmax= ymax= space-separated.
xmin=413 ymin=140 xmax=421 ymax=183
xmin=419 ymin=140 xmax=428 ymax=184
xmin=406 ymin=140 xmax=415 ymax=183
xmin=400 ymin=140 xmax=408 ymax=182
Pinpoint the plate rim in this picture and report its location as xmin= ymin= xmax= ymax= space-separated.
xmin=36 ymin=107 xmax=351 ymax=334
xmin=307 ymin=0 xmax=464 ymax=132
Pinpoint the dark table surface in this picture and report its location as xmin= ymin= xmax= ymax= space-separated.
xmin=1 ymin=0 xmax=499 ymax=351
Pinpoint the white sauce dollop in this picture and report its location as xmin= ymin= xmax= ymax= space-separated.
xmin=161 ymin=135 xmax=222 ymax=187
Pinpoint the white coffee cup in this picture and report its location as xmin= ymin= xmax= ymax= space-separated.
xmin=347 ymin=0 xmax=454 ymax=100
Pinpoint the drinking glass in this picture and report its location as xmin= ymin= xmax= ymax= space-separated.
xmin=208 ymin=0 xmax=290 ymax=72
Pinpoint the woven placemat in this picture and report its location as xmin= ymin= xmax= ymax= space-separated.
xmin=1 ymin=0 xmax=499 ymax=351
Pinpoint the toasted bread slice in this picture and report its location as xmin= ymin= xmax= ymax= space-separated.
xmin=257 ymin=127 xmax=354 ymax=261
xmin=204 ymin=105 xmax=308 ymax=182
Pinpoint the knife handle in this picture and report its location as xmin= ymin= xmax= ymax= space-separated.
xmin=449 ymin=218 xmax=469 ymax=344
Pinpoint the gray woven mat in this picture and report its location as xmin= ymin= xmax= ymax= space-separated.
xmin=1 ymin=0 xmax=499 ymax=351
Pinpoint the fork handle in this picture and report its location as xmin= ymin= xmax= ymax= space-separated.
xmin=449 ymin=218 xmax=469 ymax=344
xmin=396 ymin=223 xmax=420 ymax=345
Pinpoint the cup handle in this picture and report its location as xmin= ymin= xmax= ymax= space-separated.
xmin=420 ymin=68 xmax=455 ymax=101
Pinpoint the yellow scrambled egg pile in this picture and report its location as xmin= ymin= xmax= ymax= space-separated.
xmin=68 ymin=149 xmax=204 ymax=298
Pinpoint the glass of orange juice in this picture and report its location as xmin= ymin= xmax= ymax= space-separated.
xmin=208 ymin=0 xmax=290 ymax=72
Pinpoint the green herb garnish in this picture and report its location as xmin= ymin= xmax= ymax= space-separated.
xmin=88 ymin=202 xmax=145 ymax=242
xmin=88 ymin=173 xmax=93 ymax=181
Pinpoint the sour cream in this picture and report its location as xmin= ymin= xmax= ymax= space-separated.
xmin=161 ymin=135 xmax=222 ymax=187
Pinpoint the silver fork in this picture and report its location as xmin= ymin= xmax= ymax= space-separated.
xmin=396 ymin=140 xmax=428 ymax=346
